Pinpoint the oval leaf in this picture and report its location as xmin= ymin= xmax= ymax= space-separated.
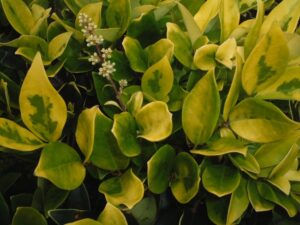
xmin=98 ymin=203 xmax=127 ymax=225
xmin=98 ymin=169 xmax=144 ymax=209
xmin=135 ymin=101 xmax=172 ymax=142
xmin=229 ymin=153 xmax=260 ymax=174
xmin=34 ymin=142 xmax=86 ymax=190
xmin=66 ymin=218 xmax=102 ymax=225
xmin=193 ymin=44 xmax=218 ymax=71
xmin=75 ymin=2 xmax=103 ymax=29
xmin=48 ymin=32 xmax=73 ymax=61
xmin=145 ymin=39 xmax=174 ymax=66
xmin=202 ymin=164 xmax=241 ymax=197
xmin=182 ymin=70 xmax=220 ymax=146
xmin=170 ymin=152 xmax=200 ymax=204
xmin=19 ymin=52 xmax=67 ymax=142
xmin=147 ymin=145 xmax=176 ymax=194
xmin=12 ymin=207 xmax=47 ymax=225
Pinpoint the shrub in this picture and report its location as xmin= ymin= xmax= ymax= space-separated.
xmin=0 ymin=0 xmax=300 ymax=224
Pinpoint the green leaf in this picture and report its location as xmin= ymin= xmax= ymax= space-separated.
xmin=112 ymin=112 xmax=141 ymax=157
xmin=142 ymin=56 xmax=174 ymax=101
xmin=202 ymin=164 xmax=241 ymax=197
xmin=0 ymin=193 xmax=9 ymax=225
xmin=242 ymin=23 xmax=289 ymax=95
xmin=191 ymin=138 xmax=247 ymax=156
xmin=44 ymin=185 xmax=69 ymax=214
xmin=66 ymin=218 xmax=102 ymax=225
xmin=229 ymin=98 xmax=300 ymax=143
xmin=126 ymin=91 xmax=143 ymax=116
xmin=12 ymin=207 xmax=47 ymax=225
xmin=260 ymin=0 xmax=300 ymax=34
xmin=98 ymin=203 xmax=127 ymax=225
xmin=206 ymin=196 xmax=228 ymax=225
xmin=90 ymin=108 xmax=129 ymax=171
xmin=257 ymin=182 xmax=297 ymax=217
xmin=166 ymin=22 xmax=193 ymax=68
xmin=48 ymin=32 xmax=72 ymax=61
xmin=167 ymin=84 xmax=188 ymax=112
xmin=219 ymin=0 xmax=240 ymax=42
xmin=63 ymin=0 xmax=101 ymax=14
xmin=19 ymin=53 xmax=67 ymax=142
xmin=193 ymin=44 xmax=218 ymax=70
xmin=135 ymin=101 xmax=172 ymax=142
xmin=177 ymin=3 xmax=202 ymax=45
xmin=147 ymin=145 xmax=176 ymax=194
xmin=256 ymin=66 xmax=300 ymax=101
xmin=34 ymin=142 xmax=86 ymax=190
xmin=268 ymin=176 xmax=291 ymax=195
xmin=94 ymin=28 xmax=121 ymax=42
xmin=227 ymin=178 xmax=249 ymax=225
xmin=122 ymin=36 xmax=147 ymax=73
xmin=182 ymin=70 xmax=220 ymax=146
xmin=215 ymin=38 xmax=237 ymax=69
xmin=106 ymin=0 xmax=131 ymax=37
xmin=247 ymin=179 xmax=274 ymax=212
xmin=98 ymin=169 xmax=144 ymax=209
xmin=75 ymin=2 xmax=102 ymax=29
xmin=1 ymin=0 xmax=35 ymax=34
xmin=145 ymin=39 xmax=174 ymax=66
xmin=0 ymin=118 xmax=44 ymax=151
xmin=130 ymin=196 xmax=157 ymax=225
xmin=170 ymin=152 xmax=200 ymax=204
xmin=229 ymin=153 xmax=260 ymax=174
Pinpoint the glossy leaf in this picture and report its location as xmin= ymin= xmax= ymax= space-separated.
xmin=135 ymin=101 xmax=172 ymax=142
xmin=112 ymin=112 xmax=141 ymax=157
xmin=48 ymin=32 xmax=73 ymax=61
xmin=191 ymin=138 xmax=247 ymax=156
xmin=182 ymin=70 xmax=220 ymax=146
xmin=227 ymin=178 xmax=249 ymax=225
xmin=126 ymin=91 xmax=143 ymax=116
xmin=202 ymin=164 xmax=240 ymax=197
xmin=193 ymin=44 xmax=218 ymax=70
xmin=19 ymin=53 xmax=67 ymax=142
xmin=206 ymin=196 xmax=228 ymax=225
xmin=75 ymin=2 xmax=102 ymax=29
xmin=131 ymin=196 xmax=157 ymax=225
xmin=0 ymin=118 xmax=44 ymax=151
xmin=215 ymin=38 xmax=237 ymax=69
xmin=34 ymin=142 xmax=86 ymax=190
xmin=98 ymin=203 xmax=127 ymax=225
xmin=229 ymin=98 xmax=300 ymax=143
xmin=145 ymin=39 xmax=174 ymax=66
xmin=268 ymin=176 xmax=291 ymax=195
xmin=63 ymin=0 xmax=100 ymax=14
xmin=142 ymin=56 xmax=174 ymax=101
xmin=1 ymin=0 xmax=34 ymax=34
xmin=147 ymin=145 xmax=176 ymax=194
xmin=12 ymin=207 xmax=47 ymax=225
xmin=166 ymin=22 xmax=193 ymax=68
xmin=242 ymin=23 xmax=289 ymax=95
xmin=170 ymin=152 xmax=200 ymax=204
xmin=98 ymin=169 xmax=144 ymax=209
xmin=66 ymin=218 xmax=102 ymax=225
xmin=229 ymin=153 xmax=260 ymax=174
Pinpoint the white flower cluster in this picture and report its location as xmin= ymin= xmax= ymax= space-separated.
xmin=119 ymin=79 xmax=128 ymax=90
xmin=101 ymin=48 xmax=112 ymax=60
xmin=88 ymin=52 xmax=100 ymax=65
xmin=99 ymin=61 xmax=116 ymax=78
xmin=78 ymin=13 xmax=103 ymax=47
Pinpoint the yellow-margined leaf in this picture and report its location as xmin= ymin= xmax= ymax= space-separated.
xmin=19 ymin=52 xmax=67 ymax=142
xmin=75 ymin=2 xmax=103 ymax=30
xmin=0 ymin=118 xmax=44 ymax=151
xmin=215 ymin=38 xmax=237 ymax=69
xmin=48 ymin=32 xmax=73 ymax=61
xmin=66 ymin=219 xmax=102 ymax=225
xmin=145 ymin=39 xmax=174 ymax=66
xmin=193 ymin=44 xmax=218 ymax=71
xmin=98 ymin=203 xmax=127 ymax=225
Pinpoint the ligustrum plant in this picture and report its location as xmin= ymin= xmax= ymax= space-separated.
xmin=0 ymin=0 xmax=300 ymax=224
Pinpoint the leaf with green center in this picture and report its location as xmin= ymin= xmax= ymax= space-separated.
xmin=66 ymin=218 xmax=102 ymax=225
xmin=268 ymin=176 xmax=291 ymax=195
xmin=182 ymin=70 xmax=220 ymax=146
xmin=135 ymin=101 xmax=172 ymax=142
xmin=193 ymin=44 xmax=218 ymax=70
xmin=97 ymin=203 xmax=127 ymax=225
xmin=0 ymin=118 xmax=44 ymax=151
xmin=257 ymin=182 xmax=297 ymax=217
xmin=247 ymin=180 xmax=274 ymax=212
xmin=170 ymin=152 xmax=200 ymax=204
xmin=98 ymin=169 xmax=144 ymax=209
xmin=94 ymin=28 xmax=121 ymax=42
xmin=90 ymin=108 xmax=129 ymax=171
xmin=75 ymin=106 xmax=98 ymax=163
xmin=122 ymin=36 xmax=147 ymax=73
xmin=19 ymin=53 xmax=67 ymax=142
xmin=242 ymin=23 xmax=289 ymax=95
xmin=1 ymin=0 xmax=35 ymax=34
xmin=112 ymin=112 xmax=141 ymax=157
xmin=166 ymin=23 xmax=193 ymax=68
xmin=256 ymin=66 xmax=300 ymax=101
xmin=191 ymin=138 xmax=247 ymax=157
xmin=34 ymin=142 xmax=86 ymax=190
xmin=260 ymin=0 xmax=300 ymax=34
xmin=142 ymin=56 xmax=174 ymax=101
xmin=147 ymin=145 xmax=176 ymax=194
xmin=126 ymin=91 xmax=143 ymax=116
xmin=229 ymin=98 xmax=300 ymax=143
xmin=215 ymin=38 xmax=236 ymax=69
xmin=145 ymin=39 xmax=174 ymax=66
xmin=75 ymin=2 xmax=102 ymax=29
xmin=48 ymin=32 xmax=73 ymax=61
xmin=177 ymin=3 xmax=202 ymax=45
xmin=202 ymin=164 xmax=241 ymax=197
xmin=227 ymin=178 xmax=249 ymax=225
xmin=106 ymin=0 xmax=131 ymax=37
xmin=229 ymin=153 xmax=260 ymax=174
xmin=12 ymin=207 xmax=47 ymax=225
xmin=219 ymin=0 xmax=240 ymax=42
